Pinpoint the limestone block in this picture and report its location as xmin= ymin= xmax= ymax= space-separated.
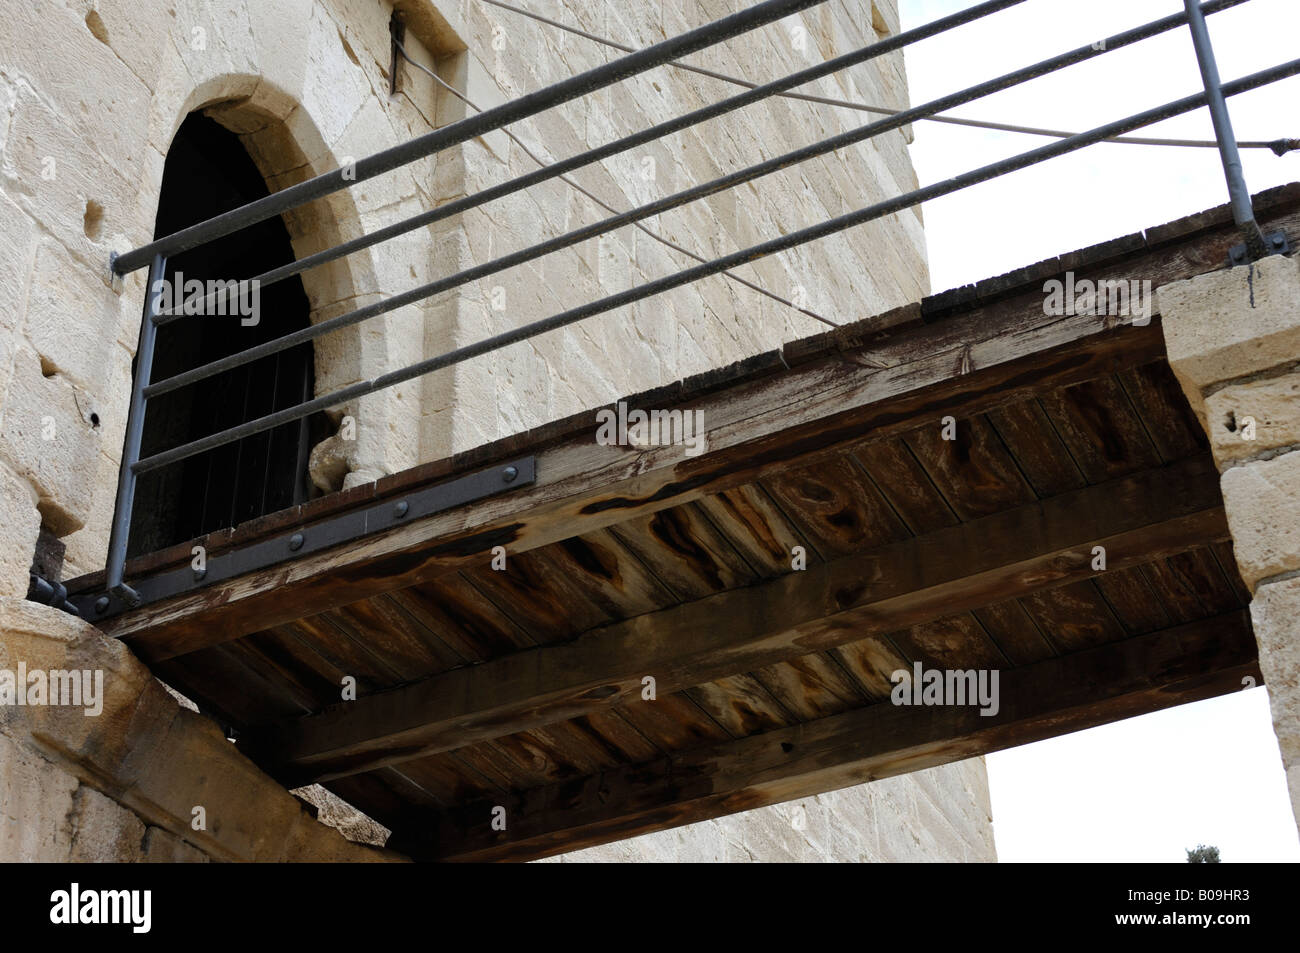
xmin=66 ymin=786 xmax=147 ymax=862
xmin=0 ymin=462 xmax=39 ymax=599
xmin=1 ymin=85 xmax=139 ymax=271
xmin=1205 ymin=372 xmax=1300 ymax=465
xmin=1250 ymin=577 xmax=1300 ymax=766
xmin=84 ymin=0 xmax=173 ymax=87
xmin=0 ymin=729 xmax=79 ymax=862
xmin=0 ymin=0 xmax=150 ymax=171
xmin=0 ymin=598 xmax=403 ymax=862
xmin=140 ymin=826 xmax=209 ymax=863
xmin=1219 ymin=451 xmax=1300 ymax=590
xmin=24 ymin=240 xmax=130 ymax=392
xmin=1158 ymin=254 xmax=1300 ymax=396
xmin=0 ymin=191 xmax=35 ymax=342
xmin=0 ymin=346 xmax=101 ymax=535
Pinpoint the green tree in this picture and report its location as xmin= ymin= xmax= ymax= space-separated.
xmin=1186 ymin=844 xmax=1221 ymax=863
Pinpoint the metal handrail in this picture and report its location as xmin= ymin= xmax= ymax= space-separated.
xmin=90 ymin=0 xmax=1294 ymax=614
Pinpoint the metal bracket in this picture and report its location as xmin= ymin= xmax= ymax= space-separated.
xmin=1229 ymin=230 xmax=1289 ymax=266
xmin=70 ymin=456 xmax=537 ymax=622
xmin=27 ymin=573 xmax=81 ymax=618
xmin=389 ymin=11 xmax=406 ymax=96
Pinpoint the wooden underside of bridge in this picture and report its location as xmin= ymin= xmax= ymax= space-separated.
xmin=70 ymin=185 xmax=1300 ymax=861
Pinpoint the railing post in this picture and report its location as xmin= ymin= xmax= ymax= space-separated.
xmin=1183 ymin=0 xmax=1285 ymax=263
xmin=103 ymin=253 xmax=166 ymax=612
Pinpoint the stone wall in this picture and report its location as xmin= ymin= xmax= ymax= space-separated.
xmin=1 ymin=0 xmax=993 ymax=862
xmin=1159 ymin=253 xmax=1300 ymax=834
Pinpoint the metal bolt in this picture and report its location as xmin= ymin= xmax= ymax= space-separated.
xmin=502 ymin=465 xmax=519 ymax=483
xmin=393 ymin=500 xmax=409 ymax=518
xmin=94 ymin=595 xmax=110 ymax=615
xmin=289 ymin=533 xmax=304 ymax=551
xmin=1273 ymin=234 xmax=1286 ymax=248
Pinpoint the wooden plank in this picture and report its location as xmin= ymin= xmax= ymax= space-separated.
xmin=762 ymin=455 xmax=908 ymax=558
xmin=686 ymin=674 xmax=796 ymax=737
xmin=387 ymin=575 xmax=534 ymax=662
xmin=890 ymin=613 xmax=1008 ymax=670
xmin=986 ymin=399 xmax=1087 ymax=498
xmin=903 ymin=414 xmax=1036 ymax=520
xmin=971 ymin=600 xmax=1055 ymax=666
xmin=252 ymin=456 xmax=1229 ymax=784
xmin=694 ymin=483 xmax=817 ymax=578
xmin=404 ymin=611 xmax=1258 ymax=861
xmin=108 ymin=312 xmax=1169 ymax=662
xmin=608 ymin=503 xmax=757 ymax=600
xmin=829 ymin=634 xmax=911 ymax=701
xmin=751 ymin=653 xmax=867 ymax=722
xmin=1116 ymin=361 xmax=1207 ymax=463
xmin=852 ymin=437 xmax=959 ymax=535
xmin=1038 ymin=377 xmax=1163 ymax=484
xmin=1092 ymin=565 xmax=1174 ymax=637
xmin=327 ymin=594 xmax=462 ymax=681
xmin=1019 ymin=580 xmax=1127 ymax=653
xmin=608 ymin=692 xmax=732 ymax=751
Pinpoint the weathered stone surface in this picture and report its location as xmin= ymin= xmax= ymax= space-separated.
xmin=1205 ymin=372 xmax=1300 ymax=465
xmin=1249 ymin=577 xmax=1300 ymax=832
xmin=1219 ymin=451 xmax=1300 ymax=591
xmin=0 ymin=345 xmax=101 ymax=535
xmin=0 ymin=598 xmax=404 ymax=862
xmin=0 ymin=462 xmax=40 ymax=600
xmin=1158 ymin=254 xmax=1300 ymax=402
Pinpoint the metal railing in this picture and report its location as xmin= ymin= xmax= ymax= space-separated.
xmin=71 ymin=0 xmax=1298 ymax=619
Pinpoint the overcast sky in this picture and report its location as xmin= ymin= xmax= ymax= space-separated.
xmin=899 ymin=0 xmax=1300 ymax=862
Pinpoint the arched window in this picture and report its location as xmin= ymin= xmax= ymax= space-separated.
xmin=128 ymin=113 xmax=329 ymax=557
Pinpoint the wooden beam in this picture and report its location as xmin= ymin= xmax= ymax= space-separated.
xmin=396 ymin=610 xmax=1258 ymax=862
xmin=113 ymin=315 xmax=1163 ymax=662
xmin=89 ymin=187 xmax=1300 ymax=662
xmin=253 ymin=455 xmax=1229 ymax=784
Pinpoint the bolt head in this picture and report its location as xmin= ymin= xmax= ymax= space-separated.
xmin=393 ymin=500 xmax=409 ymax=518
xmin=502 ymin=465 xmax=519 ymax=483
xmin=289 ymin=533 xmax=304 ymax=551
xmin=94 ymin=596 xmax=110 ymax=615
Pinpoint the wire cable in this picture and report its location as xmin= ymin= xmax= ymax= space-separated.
xmin=396 ymin=42 xmax=838 ymax=328
xmin=479 ymin=0 xmax=1298 ymax=154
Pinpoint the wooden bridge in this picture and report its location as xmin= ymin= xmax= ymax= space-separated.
xmin=67 ymin=186 xmax=1300 ymax=861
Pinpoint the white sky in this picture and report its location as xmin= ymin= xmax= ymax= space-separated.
xmin=898 ymin=0 xmax=1300 ymax=862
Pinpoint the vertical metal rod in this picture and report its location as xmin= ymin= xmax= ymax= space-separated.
xmin=105 ymin=253 xmax=166 ymax=608
xmin=1183 ymin=0 xmax=1268 ymax=259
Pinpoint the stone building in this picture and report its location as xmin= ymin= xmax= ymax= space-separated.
xmin=0 ymin=0 xmax=996 ymax=861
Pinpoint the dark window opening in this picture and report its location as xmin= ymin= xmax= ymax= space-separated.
xmin=128 ymin=113 xmax=330 ymax=557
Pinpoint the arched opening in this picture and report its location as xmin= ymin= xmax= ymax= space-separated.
xmin=128 ymin=112 xmax=330 ymax=557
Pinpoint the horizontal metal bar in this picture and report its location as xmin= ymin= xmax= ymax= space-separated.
xmin=111 ymin=0 xmax=826 ymax=275
xmin=129 ymin=56 xmax=1300 ymax=476
xmin=143 ymin=1 xmax=1221 ymax=400
xmin=487 ymin=0 xmax=1277 ymax=150
xmin=152 ymin=0 xmax=1037 ymax=323
xmin=71 ymin=457 xmax=536 ymax=620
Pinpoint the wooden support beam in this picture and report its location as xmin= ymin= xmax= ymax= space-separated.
xmin=112 ymin=315 xmax=1163 ymax=662
xmin=397 ymin=610 xmax=1258 ymax=862
xmin=85 ymin=186 xmax=1300 ymax=663
xmin=254 ymin=455 xmax=1228 ymax=784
